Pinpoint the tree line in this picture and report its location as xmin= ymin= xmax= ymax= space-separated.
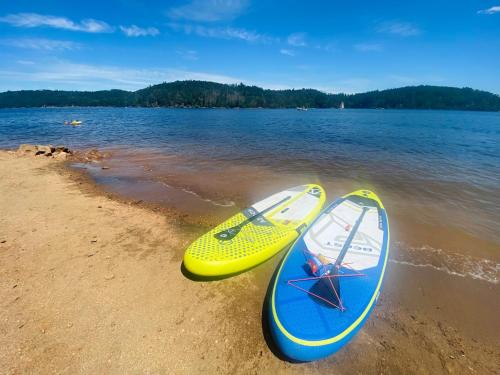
xmin=1 ymin=81 xmax=499 ymax=111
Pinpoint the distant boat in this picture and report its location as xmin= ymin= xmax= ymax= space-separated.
xmin=339 ymin=101 xmax=345 ymax=110
xmin=296 ymin=107 xmax=308 ymax=111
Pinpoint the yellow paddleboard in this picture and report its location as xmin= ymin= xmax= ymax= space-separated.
xmin=184 ymin=184 xmax=326 ymax=276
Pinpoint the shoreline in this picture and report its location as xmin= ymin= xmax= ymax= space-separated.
xmin=1 ymin=150 xmax=499 ymax=374
xmin=66 ymin=145 xmax=500 ymax=265
xmin=2 ymin=107 xmax=500 ymax=114
xmin=65 ymin=147 xmax=500 ymax=286
xmin=1 ymin=82 xmax=500 ymax=112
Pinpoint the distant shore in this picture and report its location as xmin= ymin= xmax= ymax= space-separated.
xmin=1 ymin=106 xmax=500 ymax=113
xmin=1 ymin=81 xmax=499 ymax=111
xmin=0 ymin=149 xmax=498 ymax=374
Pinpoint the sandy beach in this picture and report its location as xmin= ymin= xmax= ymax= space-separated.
xmin=1 ymin=150 xmax=499 ymax=375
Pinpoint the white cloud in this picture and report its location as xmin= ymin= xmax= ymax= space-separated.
xmin=0 ymin=59 xmax=299 ymax=92
xmin=169 ymin=23 xmax=274 ymax=43
xmin=168 ymin=0 xmax=248 ymax=22
xmin=76 ymin=19 xmax=112 ymax=33
xmin=176 ymin=49 xmax=199 ymax=60
xmin=0 ymin=13 xmax=113 ymax=33
xmin=287 ymin=32 xmax=307 ymax=47
xmin=377 ymin=21 xmax=420 ymax=37
xmin=0 ymin=38 xmax=81 ymax=51
xmin=279 ymin=49 xmax=295 ymax=56
xmin=308 ymin=42 xmax=337 ymax=52
xmin=0 ymin=60 xmax=244 ymax=91
xmin=478 ymin=6 xmax=500 ymax=14
xmin=354 ymin=43 xmax=383 ymax=52
xmin=120 ymin=25 xmax=159 ymax=37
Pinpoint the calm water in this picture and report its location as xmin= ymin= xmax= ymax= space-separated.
xmin=1 ymin=107 xmax=499 ymax=248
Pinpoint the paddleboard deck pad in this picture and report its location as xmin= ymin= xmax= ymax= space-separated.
xmin=184 ymin=184 xmax=325 ymax=276
xmin=269 ymin=190 xmax=389 ymax=361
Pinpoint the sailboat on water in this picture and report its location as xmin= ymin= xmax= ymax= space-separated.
xmin=339 ymin=101 xmax=345 ymax=110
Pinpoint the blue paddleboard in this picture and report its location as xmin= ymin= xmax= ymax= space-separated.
xmin=269 ymin=190 xmax=390 ymax=361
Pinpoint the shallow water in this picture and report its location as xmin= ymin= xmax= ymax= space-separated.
xmin=1 ymin=107 xmax=499 ymax=281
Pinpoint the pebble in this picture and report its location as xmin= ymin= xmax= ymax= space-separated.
xmin=104 ymin=274 xmax=115 ymax=280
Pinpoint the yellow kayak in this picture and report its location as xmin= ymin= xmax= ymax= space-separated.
xmin=184 ymin=184 xmax=326 ymax=276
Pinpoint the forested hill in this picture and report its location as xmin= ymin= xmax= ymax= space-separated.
xmin=1 ymin=81 xmax=499 ymax=111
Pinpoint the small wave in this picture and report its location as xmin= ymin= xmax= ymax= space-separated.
xmin=180 ymin=187 xmax=235 ymax=207
xmin=390 ymin=243 xmax=499 ymax=285
xmin=158 ymin=181 xmax=235 ymax=207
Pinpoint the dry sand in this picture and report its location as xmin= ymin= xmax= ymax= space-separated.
xmin=0 ymin=151 xmax=498 ymax=374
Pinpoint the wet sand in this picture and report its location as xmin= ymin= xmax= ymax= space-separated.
xmin=77 ymin=147 xmax=500 ymax=278
xmin=1 ymin=150 xmax=499 ymax=374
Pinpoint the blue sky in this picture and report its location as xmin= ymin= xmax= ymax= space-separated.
xmin=0 ymin=0 xmax=499 ymax=93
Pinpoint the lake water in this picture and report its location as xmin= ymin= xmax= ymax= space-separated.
xmin=1 ymin=107 xmax=499 ymax=283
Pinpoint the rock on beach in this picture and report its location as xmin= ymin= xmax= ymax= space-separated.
xmin=16 ymin=144 xmax=72 ymax=160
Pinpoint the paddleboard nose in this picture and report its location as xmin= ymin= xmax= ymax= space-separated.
xmin=348 ymin=189 xmax=385 ymax=208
